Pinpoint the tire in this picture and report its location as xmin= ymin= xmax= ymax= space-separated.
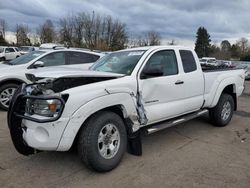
xmin=0 ymin=83 xmax=19 ymax=111
xmin=78 ymin=111 xmax=127 ymax=172
xmin=16 ymin=56 xmax=19 ymax=58
xmin=0 ymin=57 xmax=5 ymax=61
xmin=209 ymin=93 xmax=234 ymax=127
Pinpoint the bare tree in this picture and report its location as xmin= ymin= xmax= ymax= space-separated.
xmin=107 ymin=19 xmax=128 ymax=50
xmin=0 ymin=19 xmax=7 ymax=39
xmin=16 ymin=24 xmax=31 ymax=46
xmin=146 ymin=31 xmax=161 ymax=46
xmin=168 ymin=39 xmax=176 ymax=45
xmin=58 ymin=12 xmax=128 ymax=50
xmin=59 ymin=15 xmax=74 ymax=46
xmin=37 ymin=19 xmax=55 ymax=44
xmin=29 ymin=33 xmax=40 ymax=46
xmin=72 ymin=13 xmax=85 ymax=47
xmin=130 ymin=31 xmax=161 ymax=47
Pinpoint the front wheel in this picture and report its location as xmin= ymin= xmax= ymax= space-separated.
xmin=0 ymin=83 xmax=18 ymax=111
xmin=0 ymin=57 xmax=5 ymax=62
xmin=209 ymin=93 xmax=234 ymax=127
xmin=78 ymin=111 xmax=127 ymax=172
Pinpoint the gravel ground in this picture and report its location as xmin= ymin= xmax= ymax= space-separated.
xmin=0 ymin=81 xmax=250 ymax=188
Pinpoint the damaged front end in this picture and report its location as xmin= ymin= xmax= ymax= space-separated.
xmin=7 ymin=82 xmax=67 ymax=155
xmin=8 ymin=73 xmax=124 ymax=156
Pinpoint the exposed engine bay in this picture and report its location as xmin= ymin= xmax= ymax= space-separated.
xmin=25 ymin=73 xmax=122 ymax=93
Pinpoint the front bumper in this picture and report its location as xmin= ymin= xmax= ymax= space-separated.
xmin=8 ymin=84 xmax=68 ymax=155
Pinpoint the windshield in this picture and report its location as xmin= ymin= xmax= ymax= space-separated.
xmin=0 ymin=48 xmax=3 ymax=53
xmin=19 ymin=47 xmax=31 ymax=51
xmin=90 ymin=50 xmax=145 ymax=75
xmin=8 ymin=51 xmax=45 ymax=65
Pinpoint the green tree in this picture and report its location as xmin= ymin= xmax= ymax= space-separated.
xmin=221 ymin=40 xmax=231 ymax=52
xmin=194 ymin=27 xmax=211 ymax=58
xmin=220 ymin=40 xmax=231 ymax=59
xmin=208 ymin=44 xmax=220 ymax=58
xmin=230 ymin=44 xmax=240 ymax=59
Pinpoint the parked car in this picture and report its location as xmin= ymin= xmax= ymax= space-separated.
xmin=19 ymin=46 xmax=36 ymax=55
xmin=200 ymin=57 xmax=218 ymax=66
xmin=245 ymin=67 xmax=250 ymax=80
xmin=0 ymin=46 xmax=21 ymax=61
xmin=0 ymin=48 xmax=104 ymax=110
xmin=240 ymin=62 xmax=250 ymax=80
xmin=39 ymin=43 xmax=64 ymax=49
xmin=8 ymin=46 xmax=245 ymax=172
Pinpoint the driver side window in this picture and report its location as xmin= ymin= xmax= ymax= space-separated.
xmin=37 ymin=52 xmax=65 ymax=67
xmin=141 ymin=50 xmax=178 ymax=78
xmin=5 ymin=48 xmax=14 ymax=53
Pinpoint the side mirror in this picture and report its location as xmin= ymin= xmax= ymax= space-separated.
xmin=141 ymin=65 xmax=164 ymax=79
xmin=32 ymin=61 xmax=44 ymax=68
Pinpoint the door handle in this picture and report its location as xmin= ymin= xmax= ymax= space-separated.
xmin=175 ymin=80 xmax=184 ymax=85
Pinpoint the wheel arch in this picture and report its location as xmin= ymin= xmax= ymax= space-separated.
xmin=0 ymin=78 xmax=26 ymax=87
xmin=57 ymin=92 xmax=138 ymax=151
xmin=71 ymin=104 xmax=131 ymax=149
xmin=211 ymin=83 xmax=237 ymax=111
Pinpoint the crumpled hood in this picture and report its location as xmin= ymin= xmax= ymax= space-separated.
xmin=26 ymin=67 xmax=125 ymax=92
xmin=27 ymin=66 xmax=124 ymax=80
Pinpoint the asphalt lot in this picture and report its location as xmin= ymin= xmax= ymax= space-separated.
xmin=0 ymin=81 xmax=250 ymax=188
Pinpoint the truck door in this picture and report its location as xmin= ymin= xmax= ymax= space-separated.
xmin=138 ymin=49 xmax=203 ymax=124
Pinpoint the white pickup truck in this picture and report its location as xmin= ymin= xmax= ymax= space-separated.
xmin=8 ymin=46 xmax=245 ymax=172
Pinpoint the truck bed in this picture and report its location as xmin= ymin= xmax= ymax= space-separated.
xmin=202 ymin=67 xmax=245 ymax=108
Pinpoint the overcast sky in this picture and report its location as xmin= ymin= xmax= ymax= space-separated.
xmin=1 ymin=0 xmax=250 ymax=47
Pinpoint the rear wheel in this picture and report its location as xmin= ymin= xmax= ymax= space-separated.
xmin=78 ymin=111 xmax=127 ymax=172
xmin=0 ymin=83 xmax=18 ymax=111
xmin=209 ymin=93 xmax=234 ymax=127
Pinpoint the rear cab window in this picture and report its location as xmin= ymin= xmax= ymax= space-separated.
xmin=179 ymin=50 xmax=197 ymax=73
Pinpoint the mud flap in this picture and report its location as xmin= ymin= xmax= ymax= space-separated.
xmin=7 ymin=85 xmax=35 ymax=156
xmin=127 ymin=130 xmax=142 ymax=156
xmin=126 ymin=91 xmax=148 ymax=156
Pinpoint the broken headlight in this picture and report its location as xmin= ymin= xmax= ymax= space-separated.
xmin=26 ymin=98 xmax=63 ymax=117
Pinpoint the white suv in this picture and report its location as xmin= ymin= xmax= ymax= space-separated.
xmin=0 ymin=46 xmax=21 ymax=61
xmin=0 ymin=48 xmax=104 ymax=110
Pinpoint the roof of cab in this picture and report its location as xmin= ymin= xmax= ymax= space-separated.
xmin=118 ymin=45 xmax=189 ymax=52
